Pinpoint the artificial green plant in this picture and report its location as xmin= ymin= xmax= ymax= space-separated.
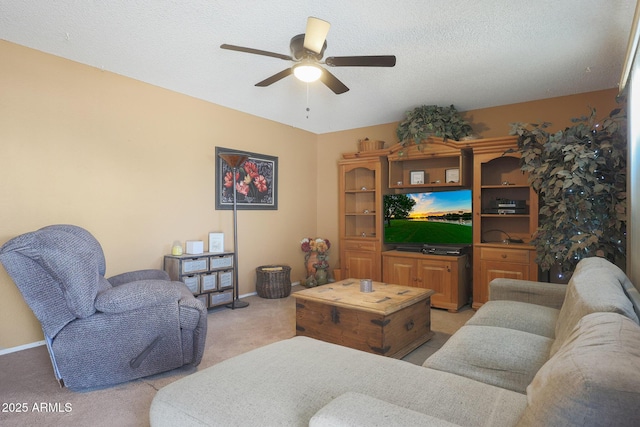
xmin=510 ymin=105 xmax=627 ymax=276
xmin=396 ymin=104 xmax=472 ymax=144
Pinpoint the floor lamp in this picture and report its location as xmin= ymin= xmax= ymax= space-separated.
xmin=218 ymin=152 xmax=250 ymax=309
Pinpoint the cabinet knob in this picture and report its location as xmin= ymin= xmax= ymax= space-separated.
xmin=501 ymin=254 xmax=507 ymax=259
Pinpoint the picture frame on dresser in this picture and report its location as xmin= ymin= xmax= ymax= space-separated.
xmin=215 ymin=146 xmax=278 ymax=210
xmin=208 ymin=232 xmax=224 ymax=253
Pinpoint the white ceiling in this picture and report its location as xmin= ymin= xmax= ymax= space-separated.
xmin=0 ymin=1 xmax=635 ymax=134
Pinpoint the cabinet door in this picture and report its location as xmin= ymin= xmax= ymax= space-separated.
xmin=416 ymin=260 xmax=452 ymax=303
xmin=382 ymin=256 xmax=416 ymax=286
xmin=343 ymin=250 xmax=379 ymax=281
xmin=478 ymin=260 xmax=530 ymax=303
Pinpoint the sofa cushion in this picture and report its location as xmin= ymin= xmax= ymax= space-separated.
xmin=466 ymin=300 xmax=559 ymax=338
xmin=550 ymin=257 xmax=639 ymax=356
xmin=423 ymin=325 xmax=553 ymax=393
xmin=150 ymin=336 xmax=527 ymax=427
xmin=518 ymin=312 xmax=640 ymax=427
xmin=310 ymin=392 xmax=461 ymax=427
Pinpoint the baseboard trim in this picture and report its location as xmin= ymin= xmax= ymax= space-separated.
xmin=0 ymin=340 xmax=46 ymax=356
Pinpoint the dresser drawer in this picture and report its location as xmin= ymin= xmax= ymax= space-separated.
xmin=210 ymin=289 xmax=233 ymax=307
xmin=217 ymin=270 xmax=234 ymax=290
xmin=480 ymin=247 xmax=530 ymax=263
xmin=200 ymin=273 xmax=218 ymax=292
xmin=343 ymin=240 xmax=377 ymax=252
xmin=209 ymin=255 xmax=234 ymax=269
xmin=183 ymin=275 xmax=200 ymax=294
xmin=182 ymin=257 xmax=209 ymax=274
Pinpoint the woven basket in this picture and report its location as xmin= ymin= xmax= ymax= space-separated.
xmin=255 ymin=265 xmax=292 ymax=299
xmin=358 ymin=139 xmax=385 ymax=151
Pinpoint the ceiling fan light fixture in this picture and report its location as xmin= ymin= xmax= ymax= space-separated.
xmin=222 ymin=17 xmax=394 ymax=94
xmin=293 ymin=62 xmax=322 ymax=82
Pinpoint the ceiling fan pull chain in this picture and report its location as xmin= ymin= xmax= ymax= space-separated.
xmin=306 ymin=83 xmax=311 ymax=119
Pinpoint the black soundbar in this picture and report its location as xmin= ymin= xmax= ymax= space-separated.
xmin=395 ymin=245 xmax=470 ymax=256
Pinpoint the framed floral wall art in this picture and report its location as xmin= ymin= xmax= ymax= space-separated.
xmin=215 ymin=147 xmax=278 ymax=210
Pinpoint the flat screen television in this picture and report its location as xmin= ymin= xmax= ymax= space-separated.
xmin=383 ymin=189 xmax=473 ymax=248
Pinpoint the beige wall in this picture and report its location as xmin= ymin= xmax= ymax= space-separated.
xmin=0 ymin=41 xmax=318 ymax=348
xmin=0 ymin=39 xmax=625 ymax=349
xmin=462 ymin=88 xmax=623 ymax=138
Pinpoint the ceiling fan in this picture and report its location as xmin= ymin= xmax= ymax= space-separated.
xmin=220 ymin=17 xmax=396 ymax=94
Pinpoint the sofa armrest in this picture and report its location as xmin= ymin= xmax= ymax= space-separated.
xmin=95 ymin=280 xmax=183 ymax=313
xmin=107 ymin=269 xmax=170 ymax=286
xmin=489 ymin=278 xmax=567 ymax=309
xmin=310 ymin=392 xmax=461 ymax=427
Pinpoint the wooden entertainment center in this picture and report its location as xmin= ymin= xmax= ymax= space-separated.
xmin=338 ymin=136 xmax=538 ymax=311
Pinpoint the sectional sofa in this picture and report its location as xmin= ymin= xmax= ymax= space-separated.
xmin=149 ymin=257 xmax=640 ymax=426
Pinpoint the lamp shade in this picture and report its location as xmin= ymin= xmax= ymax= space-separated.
xmin=218 ymin=153 xmax=248 ymax=169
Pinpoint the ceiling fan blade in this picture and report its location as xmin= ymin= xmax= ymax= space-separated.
xmin=319 ymin=68 xmax=349 ymax=94
xmin=325 ymin=55 xmax=396 ymax=67
xmin=255 ymin=68 xmax=293 ymax=87
xmin=220 ymin=44 xmax=292 ymax=61
xmin=303 ymin=17 xmax=331 ymax=54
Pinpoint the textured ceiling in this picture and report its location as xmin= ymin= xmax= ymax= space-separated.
xmin=0 ymin=1 xmax=635 ymax=134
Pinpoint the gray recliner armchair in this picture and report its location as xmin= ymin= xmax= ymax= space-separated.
xmin=0 ymin=224 xmax=207 ymax=391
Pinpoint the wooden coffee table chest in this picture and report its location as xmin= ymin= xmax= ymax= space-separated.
xmin=294 ymin=279 xmax=435 ymax=358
